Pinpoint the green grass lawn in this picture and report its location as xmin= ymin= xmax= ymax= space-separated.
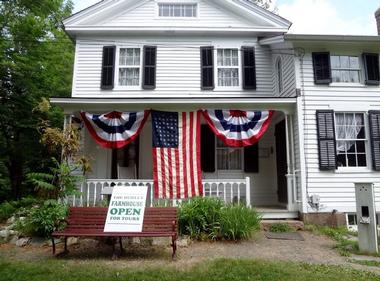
xmin=0 ymin=258 xmax=378 ymax=281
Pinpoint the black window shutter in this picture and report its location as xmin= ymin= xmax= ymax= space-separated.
xmin=242 ymin=46 xmax=256 ymax=90
xmin=200 ymin=46 xmax=214 ymax=90
xmin=312 ymin=52 xmax=332 ymax=85
xmin=143 ymin=46 xmax=157 ymax=89
xmin=201 ymin=124 xmax=215 ymax=172
xmin=244 ymin=143 xmax=259 ymax=173
xmin=363 ymin=53 xmax=380 ymax=85
xmin=101 ymin=46 xmax=116 ymax=89
xmin=368 ymin=111 xmax=380 ymax=171
xmin=316 ymin=110 xmax=337 ymax=170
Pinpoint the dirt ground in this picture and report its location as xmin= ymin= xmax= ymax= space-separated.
xmin=1 ymin=231 xmax=380 ymax=275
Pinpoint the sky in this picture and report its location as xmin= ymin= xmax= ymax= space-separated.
xmin=72 ymin=0 xmax=380 ymax=35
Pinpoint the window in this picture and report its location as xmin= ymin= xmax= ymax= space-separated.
xmin=216 ymin=138 xmax=242 ymax=170
xmin=276 ymin=58 xmax=283 ymax=93
xmin=118 ymin=48 xmax=141 ymax=86
xmin=158 ymin=3 xmax=197 ymax=17
xmin=217 ymin=49 xmax=239 ymax=87
xmin=331 ymin=55 xmax=360 ymax=83
xmin=335 ymin=113 xmax=367 ymax=167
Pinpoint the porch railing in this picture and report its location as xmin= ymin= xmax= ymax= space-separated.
xmin=65 ymin=177 xmax=251 ymax=207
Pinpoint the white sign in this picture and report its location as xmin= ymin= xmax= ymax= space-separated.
xmin=104 ymin=185 xmax=148 ymax=233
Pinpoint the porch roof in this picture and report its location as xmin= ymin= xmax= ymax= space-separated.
xmin=50 ymin=97 xmax=297 ymax=114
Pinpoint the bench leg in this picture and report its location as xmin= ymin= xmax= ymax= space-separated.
xmin=112 ymin=238 xmax=118 ymax=260
xmin=51 ymin=237 xmax=56 ymax=255
xmin=171 ymin=236 xmax=177 ymax=260
xmin=64 ymin=237 xmax=68 ymax=253
xmin=119 ymin=237 xmax=125 ymax=255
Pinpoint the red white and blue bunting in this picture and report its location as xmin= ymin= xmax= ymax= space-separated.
xmin=80 ymin=111 xmax=150 ymax=149
xmin=202 ymin=109 xmax=274 ymax=147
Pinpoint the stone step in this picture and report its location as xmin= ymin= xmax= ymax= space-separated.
xmin=260 ymin=220 xmax=304 ymax=231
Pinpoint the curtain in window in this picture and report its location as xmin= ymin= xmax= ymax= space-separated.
xmin=336 ymin=114 xmax=363 ymax=152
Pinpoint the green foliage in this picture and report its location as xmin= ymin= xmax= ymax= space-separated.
xmin=0 ymin=0 xmax=74 ymax=200
xmin=179 ymin=197 xmax=223 ymax=240
xmin=0 ymin=196 xmax=40 ymax=222
xmin=305 ymin=224 xmax=362 ymax=256
xmin=0 ymin=258 xmax=380 ymax=281
xmin=14 ymin=200 xmax=68 ymax=238
xmin=179 ymin=198 xmax=261 ymax=241
xmin=269 ymin=223 xmax=294 ymax=233
xmin=27 ymin=158 xmax=83 ymax=199
xmin=0 ymin=202 xmax=16 ymax=222
xmin=219 ymin=204 xmax=261 ymax=240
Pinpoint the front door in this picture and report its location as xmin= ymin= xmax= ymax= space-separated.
xmin=275 ymin=120 xmax=288 ymax=204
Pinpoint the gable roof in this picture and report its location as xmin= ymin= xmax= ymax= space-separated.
xmin=64 ymin=0 xmax=291 ymax=37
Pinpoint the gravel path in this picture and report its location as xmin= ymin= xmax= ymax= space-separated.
xmin=1 ymin=231 xmax=379 ymax=274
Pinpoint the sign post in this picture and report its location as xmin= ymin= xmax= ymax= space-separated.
xmin=104 ymin=185 xmax=148 ymax=233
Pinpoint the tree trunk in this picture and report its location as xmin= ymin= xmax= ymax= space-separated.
xmin=8 ymin=156 xmax=24 ymax=199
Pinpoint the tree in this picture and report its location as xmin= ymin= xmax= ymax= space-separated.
xmin=246 ymin=0 xmax=273 ymax=10
xmin=0 ymin=1 xmax=74 ymax=200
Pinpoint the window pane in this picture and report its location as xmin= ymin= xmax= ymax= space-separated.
xmin=331 ymin=56 xmax=340 ymax=68
xmin=357 ymin=154 xmax=367 ymax=166
xmin=158 ymin=4 xmax=197 ymax=17
xmin=350 ymin=57 xmax=359 ymax=69
xmin=335 ymin=112 xmax=367 ymax=167
xmin=217 ymin=149 xmax=228 ymax=170
xmin=332 ymin=70 xmax=341 ymax=82
xmin=119 ymin=68 xmax=139 ymax=86
xmin=340 ymin=56 xmax=349 ymax=68
xmin=340 ymin=70 xmax=350 ymax=82
xmin=218 ymin=68 xmax=239 ymax=86
xmin=350 ymin=71 xmax=359 ymax=83
xmin=119 ymin=49 xmax=127 ymax=65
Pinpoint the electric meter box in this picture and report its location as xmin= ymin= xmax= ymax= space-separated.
xmin=354 ymin=183 xmax=378 ymax=254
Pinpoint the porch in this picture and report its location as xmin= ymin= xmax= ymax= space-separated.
xmin=53 ymin=97 xmax=302 ymax=219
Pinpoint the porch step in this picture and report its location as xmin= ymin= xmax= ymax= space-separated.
xmin=260 ymin=220 xmax=304 ymax=231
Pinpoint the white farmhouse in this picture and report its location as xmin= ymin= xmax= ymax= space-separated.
xmin=52 ymin=0 xmax=380 ymax=227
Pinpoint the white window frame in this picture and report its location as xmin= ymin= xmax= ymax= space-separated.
xmin=114 ymin=46 xmax=143 ymax=90
xmin=214 ymin=48 xmax=241 ymax=90
xmin=156 ymin=2 xmax=198 ymax=18
xmin=330 ymin=55 xmax=362 ymax=85
xmin=215 ymin=137 xmax=244 ymax=172
xmin=334 ymin=112 xmax=371 ymax=172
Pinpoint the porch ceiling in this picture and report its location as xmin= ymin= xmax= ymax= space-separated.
xmin=50 ymin=97 xmax=297 ymax=114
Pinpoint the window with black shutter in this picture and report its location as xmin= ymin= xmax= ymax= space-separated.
xmin=143 ymin=46 xmax=157 ymax=89
xmin=200 ymin=46 xmax=214 ymax=90
xmin=316 ymin=110 xmax=337 ymax=170
xmin=242 ymin=46 xmax=256 ymax=90
xmin=369 ymin=111 xmax=380 ymax=170
xmin=363 ymin=53 xmax=380 ymax=85
xmin=201 ymin=124 xmax=215 ymax=172
xmin=101 ymin=46 xmax=116 ymax=89
xmin=312 ymin=52 xmax=332 ymax=85
xmin=244 ymin=143 xmax=259 ymax=173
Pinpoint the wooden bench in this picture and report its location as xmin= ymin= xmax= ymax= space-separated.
xmin=51 ymin=207 xmax=178 ymax=259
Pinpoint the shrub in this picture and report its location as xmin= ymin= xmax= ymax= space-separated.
xmin=179 ymin=197 xmax=223 ymax=240
xmin=15 ymin=200 xmax=68 ymax=238
xmin=0 ymin=202 xmax=16 ymax=222
xmin=0 ymin=197 xmax=40 ymax=222
xmin=179 ymin=198 xmax=261 ymax=241
xmin=220 ymin=204 xmax=261 ymax=240
xmin=269 ymin=223 xmax=293 ymax=233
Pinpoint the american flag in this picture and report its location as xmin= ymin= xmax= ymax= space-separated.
xmin=152 ymin=110 xmax=203 ymax=199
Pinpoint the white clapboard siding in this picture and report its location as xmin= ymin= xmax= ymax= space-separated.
xmin=299 ymin=52 xmax=380 ymax=213
xmin=101 ymin=0 xmax=264 ymax=28
xmin=72 ymin=36 xmax=275 ymax=98
xmin=273 ymin=53 xmax=296 ymax=98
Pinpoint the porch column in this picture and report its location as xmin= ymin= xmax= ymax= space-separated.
xmin=285 ymin=114 xmax=297 ymax=211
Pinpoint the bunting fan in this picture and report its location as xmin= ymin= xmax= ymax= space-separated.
xmin=80 ymin=111 xmax=150 ymax=149
xmin=202 ymin=109 xmax=274 ymax=147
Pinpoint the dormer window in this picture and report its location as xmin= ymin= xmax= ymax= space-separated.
xmin=158 ymin=3 xmax=197 ymax=17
